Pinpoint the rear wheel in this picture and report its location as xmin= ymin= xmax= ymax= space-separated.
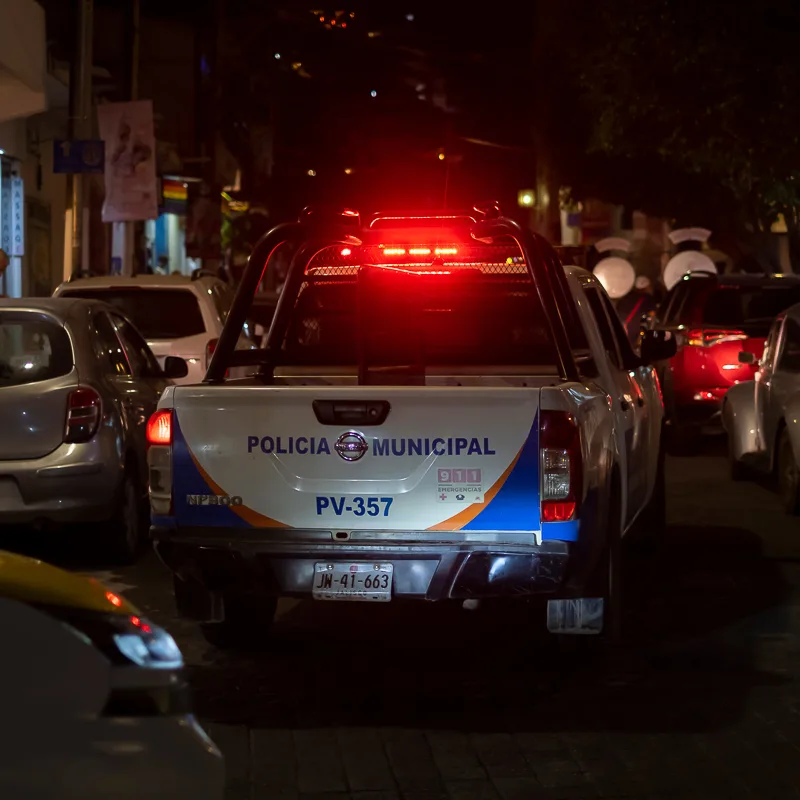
xmin=556 ymin=479 xmax=623 ymax=652
xmin=628 ymin=437 xmax=666 ymax=553
xmin=200 ymin=594 xmax=278 ymax=652
xmin=777 ymin=429 xmax=800 ymax=515
xmin=107 ymin=468 xmax=146 ymax=565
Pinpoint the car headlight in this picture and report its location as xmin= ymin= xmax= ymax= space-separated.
xmin=40 ymin=605 xmax=184 ymax=670
xmin=112 ymin=615 xmax=183 ymax=669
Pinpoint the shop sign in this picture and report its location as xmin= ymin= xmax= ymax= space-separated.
xmin=9 ymin=177 xmax=24 ymax=256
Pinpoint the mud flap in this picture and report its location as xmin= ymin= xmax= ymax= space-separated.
xmin=546 ymin=598 xmax=604 ymax=635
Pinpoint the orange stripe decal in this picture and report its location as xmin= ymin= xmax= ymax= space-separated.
xmin=427 ymin=447 xmax=524 ymax=531
xmin=187 ymin=448 xmax=289 ymax=529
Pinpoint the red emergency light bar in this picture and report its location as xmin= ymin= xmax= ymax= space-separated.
xmin=362 ymin=246 xmax=460 ymax=257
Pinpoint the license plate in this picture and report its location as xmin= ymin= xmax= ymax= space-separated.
xmin=312 ymin=562 xmax=393 ymax=602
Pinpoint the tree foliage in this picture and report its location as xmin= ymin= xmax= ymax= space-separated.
xmin=537 ymin=0 xmax=800 ymax=260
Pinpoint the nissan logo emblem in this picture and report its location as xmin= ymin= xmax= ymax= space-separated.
xmin=335 ymin=431 xmax=368 ymax=462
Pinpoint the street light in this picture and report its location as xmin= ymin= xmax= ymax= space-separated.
xmin=517 ymin=189 xmax=535 ymax=208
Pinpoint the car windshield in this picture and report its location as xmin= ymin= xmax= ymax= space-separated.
xmin=0 ymin=312 xmax=74 ymax=388
xmin=282 ymin=268 xmax=560 ymax=367
xmin=59 ymin=288 xmax=205 ymax=339
xmin=702 ymin=286 xmax=800 ymax=335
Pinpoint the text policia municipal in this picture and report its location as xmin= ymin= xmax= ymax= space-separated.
xmin=247 ymin=436 xmax=497 ymax=457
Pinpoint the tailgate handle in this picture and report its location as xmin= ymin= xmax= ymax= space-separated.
xmin=313 ymin=400 xmax=391 ymax=426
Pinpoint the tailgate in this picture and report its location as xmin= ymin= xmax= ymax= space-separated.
xmin=170 ymin=386 xmax=541 ymax=532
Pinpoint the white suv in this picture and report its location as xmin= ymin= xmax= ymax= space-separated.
xmin=53 ymin=274 xmax=256 ymax=384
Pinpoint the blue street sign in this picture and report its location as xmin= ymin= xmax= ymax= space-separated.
xmin=53 ymin=140 xmax=105 ymax=174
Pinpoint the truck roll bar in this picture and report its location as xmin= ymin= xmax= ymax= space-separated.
xmin=205 ymin=216 xmax=361 ymax=384
xmin=470 ymin=216 xmax=580 ymax=383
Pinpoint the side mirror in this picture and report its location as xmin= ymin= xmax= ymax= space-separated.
xmin=162 ymin=356 xmax=189 ymax=379
xmin=738 ymin=350 xmax=756 ymax=365
xmin=640 ymin=329 xmax=677 ymax=364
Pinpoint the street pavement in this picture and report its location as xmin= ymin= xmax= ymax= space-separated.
xmin=4 ymin=437 xmax=800 ymax=799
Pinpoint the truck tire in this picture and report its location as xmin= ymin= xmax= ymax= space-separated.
xmin=557 ymin=477 xmax=623 ymax=652
xmin=200 ymin=594 xmax=278 ymax=652
xmin=628 ymin=439 xmax=666 ymax=553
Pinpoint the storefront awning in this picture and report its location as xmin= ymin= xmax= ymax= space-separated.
xmin=0 ymin=0 xmax=46 ymax=124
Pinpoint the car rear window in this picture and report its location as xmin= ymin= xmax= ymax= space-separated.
xmin=282 ymin=268 xmax=560 ymax=367
xmin=0 ymin=312 xmax=74 ymax=387
xmin=702 ymin=285 xmax=800 ymax=335
xmin=59 ymin=288 xmax=205 ymax=339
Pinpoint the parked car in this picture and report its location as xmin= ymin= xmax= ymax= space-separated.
xmin=0 ymin=298 xmax=187 ymax=561
xmin=724 ymin=303 xmax=800 ymax=512
xmin=53 ymin=274 xmax=257 ymax=384
xmin=649 ymin=272 xmax=800 ymax=440
xmin=0 ymin=548 xmax=224 ymax=800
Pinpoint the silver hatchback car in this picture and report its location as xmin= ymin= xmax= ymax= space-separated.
xmin=0 ymin=298 xmax=187 ymax=562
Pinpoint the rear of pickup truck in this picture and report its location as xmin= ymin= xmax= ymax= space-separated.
xmin=148 ymin=211 xmax=616 ymax=648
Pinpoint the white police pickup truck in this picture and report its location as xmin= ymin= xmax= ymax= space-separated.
xmin=146 ymin=206 xmax=675 ymax=650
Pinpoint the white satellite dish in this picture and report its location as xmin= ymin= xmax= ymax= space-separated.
xmin=663 ymin=250 xmax=717 ymax=290
xmin=595 ymin=237 xmax=632 ymax=255
xmin=593 ymin=257 xmax=636 ymax=299
xmin=668 ymin=227 xmax=712 ymax=246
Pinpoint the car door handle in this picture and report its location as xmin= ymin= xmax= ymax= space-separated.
xmin=620 ymin=399 xmax=631 ymax=411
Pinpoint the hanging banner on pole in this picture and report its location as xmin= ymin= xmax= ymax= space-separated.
xmin=97 ymin=100 xmax=158 ymax=222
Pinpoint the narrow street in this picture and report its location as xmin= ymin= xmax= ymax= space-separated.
xmin=4 ymin=440 xmax=800 ymax=799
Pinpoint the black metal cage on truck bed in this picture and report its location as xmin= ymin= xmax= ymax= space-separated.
xmin=205 ymin=204 xmax=583 ymax=385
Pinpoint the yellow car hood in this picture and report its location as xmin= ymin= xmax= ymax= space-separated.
xmin=0 ymin=550 xmax=138 ymax=616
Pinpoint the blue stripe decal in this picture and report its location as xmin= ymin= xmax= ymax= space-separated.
xmin=151 ymin=514 xmax=176 ymax=528
xmin=172 ymin=414 xmax=250 ymax=528
xmin=541 ymin=520 xmax=579 ymax=542
xmin=461 ymin=413 xmax=540 ymax=531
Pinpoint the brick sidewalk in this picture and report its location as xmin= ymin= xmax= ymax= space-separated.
xmin=203 ymin=587 xmax=800 ymax=800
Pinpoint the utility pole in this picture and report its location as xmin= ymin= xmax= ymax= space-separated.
xmin=122 ymin=0 xmax=140 ymax=275
xmin=65 ymin=0 xmax=94 ymax=279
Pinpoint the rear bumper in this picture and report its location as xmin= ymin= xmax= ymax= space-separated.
xmin=152 ymin=526 xmax=573 ymax=617
xmin=0 ymin=437 xmax=121 ymax=526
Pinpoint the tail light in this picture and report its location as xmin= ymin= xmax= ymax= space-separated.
xmin=205 ymin=338 xmax=218 ymax=370
xmin=146 ymin=409 xmax=172 ymax=447
xmin=540 ymin=410 xmax=582 ymax=523
xmin=687 ymin=328 xmax=747 ymax=347
xmin=64 ymin=387 xmax=101 ymax=443
xmin=146 ymin=409 xmax=173 ymax=515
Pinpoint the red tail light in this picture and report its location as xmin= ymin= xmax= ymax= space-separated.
xmin=64 ymin=387 xmax=101 ymax=443
xmin=146 ymin=409 xmax=172 ymax=447
xmin=687 ymin=328 xmax=747 ymax=347
xmin=540 ymin=410 xmax=582 ymax=523
xmin=146 ymin=410 xmax=173 ymax=515
xmin=205 ymin=338 xmax=218 ymax=369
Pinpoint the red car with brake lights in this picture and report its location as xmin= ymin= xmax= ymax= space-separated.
xmin=653 ymin=273 xmax=800 ymax=432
